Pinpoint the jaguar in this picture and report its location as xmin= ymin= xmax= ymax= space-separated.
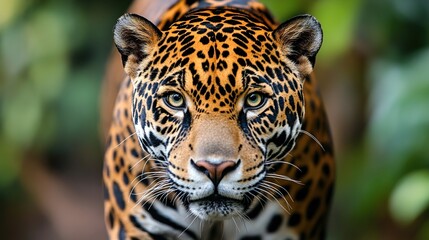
xmin=103 ymin=0 xmax=335 ymax=239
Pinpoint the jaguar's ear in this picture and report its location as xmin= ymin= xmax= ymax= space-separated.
xmin=273 ymin=15 xmax=322 ymax=76
xmin=114 ymin=13 xmax=162 ymax=77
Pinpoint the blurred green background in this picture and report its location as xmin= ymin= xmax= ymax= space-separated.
xmin=1 ymin=0 xmax=428 ymax=239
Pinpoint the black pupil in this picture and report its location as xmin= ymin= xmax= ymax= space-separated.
xmin=172 ymin=94 xmax=181 ymax=102
xmin=249 ymin=94 xmax=259 ymax=103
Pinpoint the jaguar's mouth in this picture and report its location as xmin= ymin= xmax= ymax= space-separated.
xmin=187 ymin=194 xmax=245 ymax=220
xmin=190 ymin=193 xmax=240 ymax=204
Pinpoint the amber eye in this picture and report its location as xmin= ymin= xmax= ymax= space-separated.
xmin=165 ymin=92 xmax=185 ymax=109
xmin=245 ymin=92 xmax=265 ymax=109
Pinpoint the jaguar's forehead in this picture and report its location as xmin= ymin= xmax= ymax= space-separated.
xmin=139 ymin=9 xmax=298 ymax=113
xmin=161 ymin=8 xmax=277 ymax=65
xmin=172 ymin=8 xmax=271 ymax=32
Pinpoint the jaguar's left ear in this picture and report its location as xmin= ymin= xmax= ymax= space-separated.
xmin=273 ymin=14 xmax=322 ymax=76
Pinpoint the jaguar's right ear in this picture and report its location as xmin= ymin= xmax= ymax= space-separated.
xmin=114 ymin=13 xmax=162 ymax=77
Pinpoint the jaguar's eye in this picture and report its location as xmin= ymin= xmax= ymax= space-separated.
xmin=245 ymin=92 xmax=266 ymax=109
xmin=165 ymin=92 xmax=185 ymax=109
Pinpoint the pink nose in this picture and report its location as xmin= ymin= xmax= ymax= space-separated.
xmin=192 ymin=160 xmax=239 ymax=185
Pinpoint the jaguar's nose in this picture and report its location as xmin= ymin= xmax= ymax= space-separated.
xmin=191 ymin=160 xmax=240 ymax=186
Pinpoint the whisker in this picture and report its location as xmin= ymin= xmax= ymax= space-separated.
xmin=134 ymin=179 xmax=169 ymax=207
xmin=246 ymin=191 xmax=266 ymax=210
xmin=129 ymin=172 xmax=166 ymax=195
xmin=141 ymin=158 xmax=168 ymax=172
xmin=255 ymin=186 xmax=290 ymax=214
xmin=147 ymin=185 xmax=174 ymax=209
xmin=299 ymin=129 xmax=325 ymax=151
xmin=265 ymin=173 xmax=302 ymax=185
xmin=262 ymin=180 xmax=294 ymax=203
xmin=259 ymin=182 xmax=292 ymax=210
xmin=183 ymin=209 xmax=195 ymax=221
xmin=235 ymin=212 xmax=249 ymax=233
xmin=178 ymin=214 xmax=198 ymax=239
xmin=264 ymin=160 xmax=301 ymax=172
xmin=128 ymin=174 xmax=165 ymax=202
xmin=135 ymin=171 xmax=167 ymax=181
xmin=231 ymin=216 xmax=240 ymax=233
xmin=171 ymin=190 xmax=182 ymax=204
xmin=153 ymin=187 xmax=175 ymax=203
xmin=113 ymin=132 xmax=137 ymax=150
xmin=139 ymin=155 xmax=153 ymax=172
xmin=131 ymin=154 xmax=151 ymax=170
xmin=135 ymin=178 xmax=169 ymax=196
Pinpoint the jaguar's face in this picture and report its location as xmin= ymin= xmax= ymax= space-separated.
xmin=114 ymin=10 xmax=322 ymax=220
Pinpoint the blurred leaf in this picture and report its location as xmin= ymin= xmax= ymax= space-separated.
xmin=343 ymin=48 xmax=429 ymax=229
xmin=29 ymin=56 xmax=68 ymax=101
xmin=2 ymin=84 xmax=43 ymax=147
xmin=262 ymin=0 xmax=301 ymax=21
xmin=262 ymin=0 xmax=361 ymax=62
xmin=0 ymin=0 xmax=31 ymax=30
xmin=312 ymin=0 xmax=361 ymax=61
xmin=25 ymin=8 xmax=69 ymax=61
xmin=1 ymin=3 xmax=78 ymax=79
xmin=368 ymin=49 xmax=429 ymax=163
xmin=389 ymin=170 xmax=429 ymax=224
xmin=392 ymin=0 xmax=429 ymax=25
xmin=0 ymin=140 xmax=20 ymax=188
xmin=0 ymin=22 xmax=29 ymax=77
xmin=57 ymin=68 xmax=100 ymax=144
xmin=417 ymin=220 xmax=429 ymax=240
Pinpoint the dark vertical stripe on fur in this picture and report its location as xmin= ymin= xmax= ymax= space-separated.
xmin=142 ymin=204 xmax=198 ymax=239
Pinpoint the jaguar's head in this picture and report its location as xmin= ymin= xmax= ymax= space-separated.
xmin=114 ymin=9 xmax=322 ymax=220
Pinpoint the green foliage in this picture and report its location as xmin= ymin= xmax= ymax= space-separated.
xmin=369 ymin=49 xmax=429 ymax=165
xmin=390 ymin=170 xmax=429 ymax=225
xmin=0 ymin=0 xmax=428 ymax=239
xmin=331 ymin=0 xmax=429 ymax=238
xmin=337 ymin=49 xmax=429 ymax=238
xmin=370 ymin=49 xmax=429 ymax=238
xmin=0 ymin=0 xmax=125 ymax=187
xmin=0 ymin=140 xmax=20 ymax=189
xmin=312 ymin=0 xmax=361 ymax=61
xmin=262 ymin=0 xmax=360 ymax=62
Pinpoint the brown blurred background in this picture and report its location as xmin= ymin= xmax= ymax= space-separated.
xmin=1 ymin=0 xmax=429 ymax=239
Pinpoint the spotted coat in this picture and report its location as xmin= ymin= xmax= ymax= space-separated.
xmin=103 ymin=0 xmax=335 ymax=239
